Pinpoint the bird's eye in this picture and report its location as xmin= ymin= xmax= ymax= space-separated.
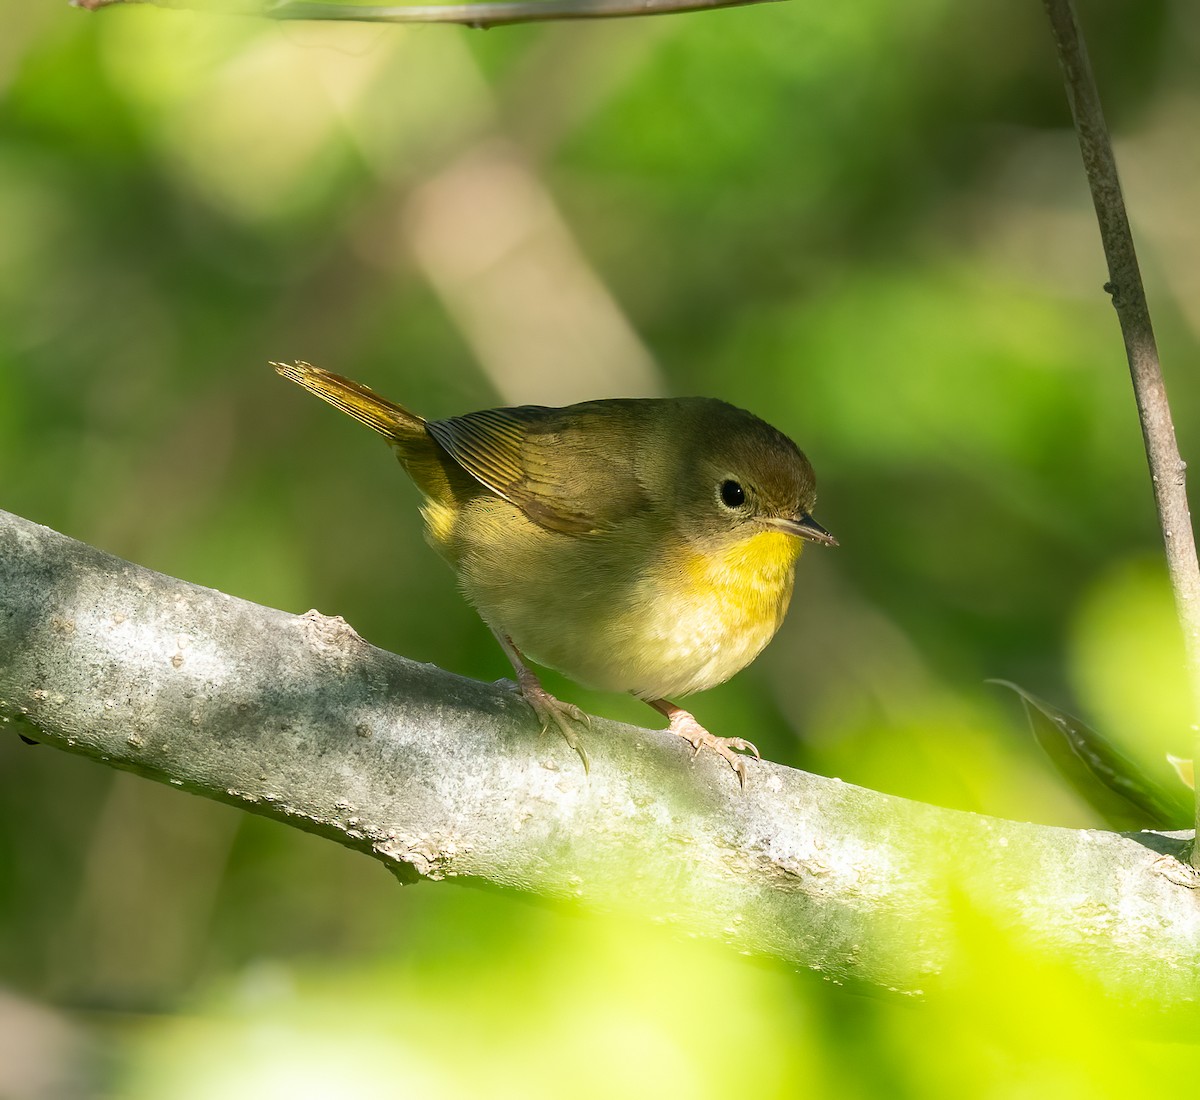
xmin=719 ymin=479 xmax=746 ymax=509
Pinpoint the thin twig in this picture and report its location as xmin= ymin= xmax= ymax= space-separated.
xmin=73 ymin=0 xmax=786 ymax=27
xmin=1042 ymin=0 xmax=1200 ymax=863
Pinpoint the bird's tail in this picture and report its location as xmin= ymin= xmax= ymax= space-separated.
xmin=272 ymin=361 xmax=425 ymax=441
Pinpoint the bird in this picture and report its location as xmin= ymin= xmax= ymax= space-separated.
xmin=273 ymin=361 xmax=835 ymax=784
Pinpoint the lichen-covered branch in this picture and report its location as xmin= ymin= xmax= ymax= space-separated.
xmin=1042 ymin=0 xmax=1200 ymax=859
xmin=1 ymin=507 xmax=1197 ymax=1007
xmin=73 ymin=0 xmax=785 ymax=29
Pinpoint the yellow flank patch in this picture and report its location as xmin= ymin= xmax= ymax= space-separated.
xmin=421 ymin=500 xmax=457 ymax=551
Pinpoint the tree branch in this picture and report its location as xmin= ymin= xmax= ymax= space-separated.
xmin=72 ymin=0 xmax=785 ymax=29
xmin=1042 ymin=0 xmax=1200 ymax=861
xmin=2 ymin=507 xmax=1198 ymax=1008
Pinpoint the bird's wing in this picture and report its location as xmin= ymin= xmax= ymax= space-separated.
xmin=425 ymin=404 xmax=651 ymax=536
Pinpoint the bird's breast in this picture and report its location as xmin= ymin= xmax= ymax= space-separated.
xmin=617 ymin=529 xmax=801 ymax=699
xmin=449 ymin=502 xmax=802 ymax=702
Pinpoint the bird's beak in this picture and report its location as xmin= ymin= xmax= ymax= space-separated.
xmin=766 ymin=514 xmax=839 ymax=547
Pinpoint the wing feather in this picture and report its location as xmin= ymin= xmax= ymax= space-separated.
xmin=425 ymin=404 xmax=650 ymax=536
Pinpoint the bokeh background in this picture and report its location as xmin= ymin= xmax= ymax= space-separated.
xmin=2 ymin=0 xmax=1198 ymax=1094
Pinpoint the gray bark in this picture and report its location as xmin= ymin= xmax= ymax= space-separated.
xmin=1 ymin=507 xmax=1197 ymax=1008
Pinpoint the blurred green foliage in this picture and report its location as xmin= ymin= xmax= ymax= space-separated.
xmin=1 ymin=0 xmax=1198 ymax=1094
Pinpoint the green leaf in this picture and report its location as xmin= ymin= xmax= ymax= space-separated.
xmin=990 ymin=680 xmax=1192 ymax=829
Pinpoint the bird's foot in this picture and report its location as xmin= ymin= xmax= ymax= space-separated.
xmin=652 ymin=700 xmax=759 ymax=788
xmin=492 ymin=630 xmax=591 ymax=774
xmin=514 ymin=668 xmax=591 ymax=774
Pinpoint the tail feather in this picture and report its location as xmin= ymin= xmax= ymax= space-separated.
xmin=272 ymin=361 xmax=425 ymax=441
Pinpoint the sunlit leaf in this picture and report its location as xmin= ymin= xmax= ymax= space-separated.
xmin=1167 ymin=753 xmax=1195 ymax=791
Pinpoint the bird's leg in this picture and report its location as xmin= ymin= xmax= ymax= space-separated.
xmin=493 ymin=630 xmax=590 ymax=773
xmin=647 ymin=699 xmax=760 ymax=788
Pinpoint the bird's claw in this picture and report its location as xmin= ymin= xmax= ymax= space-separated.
xmin=514 ymin=674 xmax=591 ymax=774
xmin=664 ymin=711 xmax=759 ymax=788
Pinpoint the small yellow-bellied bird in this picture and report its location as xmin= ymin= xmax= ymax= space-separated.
xmin=274 ymin=362 xmax=836 ymax=784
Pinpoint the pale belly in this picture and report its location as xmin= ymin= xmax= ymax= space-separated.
xmin=606 ymin=577 xmax=793 ymax=700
